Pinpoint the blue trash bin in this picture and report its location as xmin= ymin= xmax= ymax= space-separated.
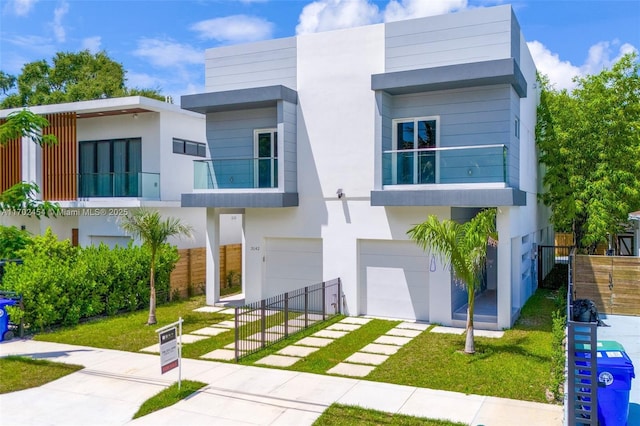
xmin=596 ymin=348 xmax=635 ymax=426
xmin=0 ymin=298 xmax=17 ymax=342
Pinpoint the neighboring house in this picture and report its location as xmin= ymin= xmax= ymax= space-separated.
xmin=181 ymin=5 xmax=552 ymax=329
xmin=0 ymin=96 xmax=217 ymax=249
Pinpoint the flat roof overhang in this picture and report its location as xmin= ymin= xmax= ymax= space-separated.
xmin=181 ymin=85 xmax=298 ymax=114
xmin=182 ymin=192 xmax=299 ymax=208
xmin=371 ymin=58 xmax=527 ymax=98
xmin=371 ymin=187 xmax=526 ymax=207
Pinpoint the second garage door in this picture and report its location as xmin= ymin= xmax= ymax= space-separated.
xmin=359 ymin=240 xmax=429 ymax=321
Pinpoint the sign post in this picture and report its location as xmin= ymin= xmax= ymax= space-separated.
xmin=156 ymin=317 xmax=183 ymax=390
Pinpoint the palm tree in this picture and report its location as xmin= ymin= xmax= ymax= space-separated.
xmin=407 ymin=208 xmax=497 ymax=354
xmin=120 ymin=209 xmax=193 ymax=325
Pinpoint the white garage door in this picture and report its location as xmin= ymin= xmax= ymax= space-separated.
xmin=359 ymin=240 xmax=429 ymax=321
xmin=265 ymin=238 xmax=323 ymax=297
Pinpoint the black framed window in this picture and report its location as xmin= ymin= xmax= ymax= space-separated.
xmin=173 ymin=138 xmax=206 ymax=157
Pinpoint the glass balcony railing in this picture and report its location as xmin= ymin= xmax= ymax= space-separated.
xmin=194 ymin=158 xmax=278 ymax=189
xmin=78 ymin=172 xmax=160 ymax=198
xmin=382 ymin=144 xmax=507 ymax=186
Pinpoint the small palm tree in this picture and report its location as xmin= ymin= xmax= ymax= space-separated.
xmin=407 ymin=208 xmax=497 ymax=354
xmin=120 ymin=209 xmax=193 ymax=325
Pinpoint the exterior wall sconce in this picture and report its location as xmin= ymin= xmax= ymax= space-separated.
xmin=336 ymin=188 xmax=344 ymax=199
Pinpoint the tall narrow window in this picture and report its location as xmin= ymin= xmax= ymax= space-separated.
xmin=254 ymin=129 xmax=278 ymax=188
xmin=393 ymin=117 xmax=438 ymax=184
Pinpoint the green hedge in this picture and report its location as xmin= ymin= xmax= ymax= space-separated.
xmin=1 ymin=229 xmax=178 ymax=331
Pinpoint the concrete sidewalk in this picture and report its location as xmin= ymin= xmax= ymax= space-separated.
xmin=0 ymin=339 xmax=562 ymax=426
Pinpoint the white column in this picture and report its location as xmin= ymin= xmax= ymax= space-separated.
xmin=205 ymin=208 xmax=220 ymax=305
xmin=21 ymin=136 xmax=42 ymax=191
xmin=428 ymin=208 xmax=452 ymax=325
xmin=497 ymin=207 xmax=513 ymax=329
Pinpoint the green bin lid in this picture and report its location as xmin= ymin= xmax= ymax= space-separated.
xmin=596 ymin=340 xmax=626 ymax=352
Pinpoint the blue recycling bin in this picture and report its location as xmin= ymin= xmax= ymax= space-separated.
xmin=0 ymin=298 xmax=17 ymax=342
xmin=596 ymin=346 xmax=635 ymax=425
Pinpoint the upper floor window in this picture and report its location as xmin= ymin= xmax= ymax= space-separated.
xmin=254 ymin=129 xmax=278 ymax=188
xmin=79 ymin=138 xmax=141 ymax=197
xmin=392 ymin=117 xmax=439 ymax=184
xmin=515 ymin=117 xmax=520 ymax=139
xmin=173 ymin=138 xmax=207 ymax=157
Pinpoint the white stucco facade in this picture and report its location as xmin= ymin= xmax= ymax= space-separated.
xmin=0 ymin=97 xmax=218 ymax=249
xmin=182 ymin=5 xmax=551 ymax=328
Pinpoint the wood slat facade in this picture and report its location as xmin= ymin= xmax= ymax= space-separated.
xmin=574 ymin=255 xmax=640 ymax=316
xmin=42 ymin=113 xmax=77 ymax=201
xmin=0 ymin=125 xmax=21 ymax=193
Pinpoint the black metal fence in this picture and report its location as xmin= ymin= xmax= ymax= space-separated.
xmin=538 ymin=245 xmax=573 ymax=288
xmin=566 ymin=248 xmax=599 ymax=425
xmin=233 ymin=278 xmax=342 ymax=361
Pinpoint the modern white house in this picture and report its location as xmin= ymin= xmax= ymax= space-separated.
xmin=181 ymin=5 xmax=552 ymax=329
xmin=0 ymin=96 xmax=228 ymax=249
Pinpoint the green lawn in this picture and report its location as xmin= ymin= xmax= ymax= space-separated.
xmin=367 ymin=289 xmax=557 ymax=402
xmin=33 ymin=289 xmax=558 ymax=403
xmin=0 ymin=356 xmax=83 ymax=394
xmin=313 ymin=404 xmax=467 ymax=426
xmin=133 ymin=380 xmax=207 ymax=419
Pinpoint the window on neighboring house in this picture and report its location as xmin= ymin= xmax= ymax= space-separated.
xmin=79 ymin=138 xmax=142 ymax=197
xmin=254 ymin=129 xmax=278 ymax=188
xmin=392 ymin=117 xmax=438 ymax=184
xmin=515 ymin=117 xmax=520 ymax=139
xmin=173 ymin=138 xmax=207 ymax=157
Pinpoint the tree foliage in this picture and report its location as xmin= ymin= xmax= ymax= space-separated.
xmin=119 ymin=209 xmax=192 ymax=325
xmin=407 ymin=208 xmax=497 ymax=354
xmin=1 ymin=50 xmax=164 ymax=108
xmin=536 ymin=53 xmax=640 ymax=251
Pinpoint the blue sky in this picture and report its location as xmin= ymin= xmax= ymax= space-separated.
xmin=1 ymin=0 xmax=639 ymax=102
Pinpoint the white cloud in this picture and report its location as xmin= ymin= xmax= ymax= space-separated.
xmin=527 ymin=41 xmax=580 ymax=91
xmin=191 ymin=15 xmax=274 ymax=43
xmin=296 ymin=0 xmax=380 ymax=34
xmin=126 ymin=71 xmax=164 ymax=89
xmin=51 ymin=1 xmax=69 ymax=43
xmin=528 ymin=40 xmax=638 ymax=91
xmin=383 ymin=0 xmax=467 ymax=22
xmin=81 ymin=36 xmax=101 ymax=54
xmin=296 ymin=0 xmax=473 ymax=34
xmin=10 ymin=0 xmax=37 ymax=16
xmin=133 ymin=38 xmax=202 ymax=67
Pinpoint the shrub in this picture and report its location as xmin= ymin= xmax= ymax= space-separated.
xmin=1 ymin=229 xmax=179 ymax=331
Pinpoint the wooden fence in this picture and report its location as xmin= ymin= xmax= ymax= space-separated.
xmin=574 ymin=255 xmax=640 ymax=316
xmin=169 ymin=244 xmax=242 ymax=299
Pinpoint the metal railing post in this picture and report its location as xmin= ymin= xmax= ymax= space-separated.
xmin=322 ymin=281 xmax=326 ymax=321
xmin=338 ymin=278 xmax=342 ymax=314
xmin=304 ymin=286 xmax=309 ymax=328
xmin=234 ymin=306 xmax=239 ymax=362
xmin=284 ymin=292 xmax=289 ymax=338
xmin=261 ymin=299 xmax=266 ymax=348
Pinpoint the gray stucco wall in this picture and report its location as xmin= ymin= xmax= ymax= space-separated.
xmin=205 ymin=37 xmax=297 ymax=92
xmin=385 ymin=5 xmax=514 ymax=72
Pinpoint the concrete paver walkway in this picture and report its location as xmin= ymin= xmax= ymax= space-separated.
xmin=0 ymin=339 xmax=562 ymax=425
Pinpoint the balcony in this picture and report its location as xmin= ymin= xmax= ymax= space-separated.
xmin=372 ymin=144 xmax=525 ymax=207
xmin=78 ymin=172 xmax=160 ymax=198
xmin=194 ymin=158 xmax=278 ymax=190
xmin=382 ymin=144 xmax=507 ymax=186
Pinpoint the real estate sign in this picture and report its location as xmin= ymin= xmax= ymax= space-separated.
xmin=159 ymin=327 xmax=179 ymax=374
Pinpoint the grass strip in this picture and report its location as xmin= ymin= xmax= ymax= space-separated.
xmin=35 ymin=296 xmax=231 ymax=352
xmin=290 ymin=319 xmax=400 ymax=374
xmin=133 ymin=380 xmax=207 ymax=419
xmin=0 ymin=356 xmax=83 ymax=394
xmin=367 ymin=290 xmax=557 ymax=402
xmin=313 ymin=403 xmax=467 ymax=426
